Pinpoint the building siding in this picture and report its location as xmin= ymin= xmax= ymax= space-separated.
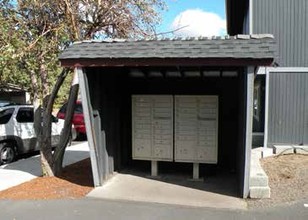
xmin=252 ymin=0 xmax=308 ymax=67
xmin=268 ymin=72 xmax=308 ymax=146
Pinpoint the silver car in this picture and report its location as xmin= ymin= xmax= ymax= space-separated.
xmin=0 ymin=105 xmax=64 ymax=164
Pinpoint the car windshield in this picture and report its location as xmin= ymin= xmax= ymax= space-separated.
xmin=75 ymin=104 xmax=83 ymax=113
xmin=0 ymin=108 xmax=15 ymax=124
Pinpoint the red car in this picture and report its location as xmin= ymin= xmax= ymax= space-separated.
xmin=57 ymin=101 xmax=86 ymax=140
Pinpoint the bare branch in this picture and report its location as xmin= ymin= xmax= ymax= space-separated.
xmin=154 ymin=25 xmax=189 ymax=37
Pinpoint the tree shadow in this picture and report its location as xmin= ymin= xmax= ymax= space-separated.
xmin=59 ymin=158 xmax=94 ymax=187
xmin=2 ymin=150 xmax=90 ymax=180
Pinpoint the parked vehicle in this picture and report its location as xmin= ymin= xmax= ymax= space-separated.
xmin=0 ymin=100 xmax=16 ymax=107
xmin=57 ymin=100 xmax=86 ymax=140
xmin=0 ymin=105 xmax=64 ymax=164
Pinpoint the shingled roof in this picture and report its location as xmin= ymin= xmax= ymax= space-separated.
xmin=59 ymin=34 xmax=276 ymax=67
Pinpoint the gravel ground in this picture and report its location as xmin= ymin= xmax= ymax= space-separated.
xmin=247 ymin=154 xmax=308 ymax=209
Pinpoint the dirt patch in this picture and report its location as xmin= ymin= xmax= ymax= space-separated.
xmin=247 ymin=154 xmax=308 ymax=208
xmin=0 ymin=158 xmax=93 ymax=200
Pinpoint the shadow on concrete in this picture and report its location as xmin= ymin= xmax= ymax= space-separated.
xmin=119 ymin=161 xmax=239 ymax=198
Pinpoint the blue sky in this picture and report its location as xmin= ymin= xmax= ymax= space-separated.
xmin=157 ymin=0 xmax=226 ymax=37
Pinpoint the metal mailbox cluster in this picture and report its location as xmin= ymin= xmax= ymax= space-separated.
xmin=132 ymin=95 xmax=218 ymax=164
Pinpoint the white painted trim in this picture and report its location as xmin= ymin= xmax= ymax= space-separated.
xmin=263 ymin=68 xmax=270 ymax=148
xmin=244 ymin=66 xmax=254 ymax=198
xmin=265 ymin=67 xmax=308 ymax=73
xmin=257 ymin=67 xmax=308 ymax=75
xmin=77 ymin=67 xmax=102 ymax=187
xmin=72 ymin=71 xmax=79 ymax=86
xmin=256 ymin=67 xmax=266 ymax=75
xmin=262 ymin=66 xmax=308 ymax=149
xmin=249 ymin=0 xmax=253 ymax=34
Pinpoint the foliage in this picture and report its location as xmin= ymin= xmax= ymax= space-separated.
xmin=53 ymin=0 xmax=166 ymax=40
xmin=0 ymin=6 xmax=29 ymax=88
xmin=0 ymin=0 xmax=165 ymax=104
xmin=0 ymin=0 xmax=166 ymax=176
xmin=0 ymin=0 xmax=70 ymax=104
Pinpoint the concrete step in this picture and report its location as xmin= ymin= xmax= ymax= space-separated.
xmin=250 ymin=175 xmax=268 ymax=187
xmin=250 ymin=148 xmax=271 ymax=198
xmin=293 ymin=145 xmax=308 ymax=154
xmin=273 ymin=145 xmax=294 ymax=155
xmin=252 ymin=147 xmax=273 ymax=159
xmin=249 ymin=186 xmax=270 ymax=199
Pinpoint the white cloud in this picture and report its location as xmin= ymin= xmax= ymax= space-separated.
xmin=171 ymin=9 xmax=226 ymax=37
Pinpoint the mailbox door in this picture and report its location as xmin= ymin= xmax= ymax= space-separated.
xmin=132 ymin=95 xmax=173 ymax=161
xmin=175 ymin=95 xmax=218 ymax=163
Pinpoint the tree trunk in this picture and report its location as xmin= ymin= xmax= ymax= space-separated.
xmin=37 ymin=60 xmax=54 ymax=176
xmin=30 ymin=66 xmax=53 ymax=176
xmin=40 ymin=58 xmax=50 ymax=100
xmin=39 ymin=68 xmax=70 ymax=176
xmin=53 ymin=70 xmax=79 ymax=175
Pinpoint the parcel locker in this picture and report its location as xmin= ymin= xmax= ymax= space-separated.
xmin=175 ymin=95 xmax=218 ymax=163
xmin=132 ymin=95 xmax=173 ymax=161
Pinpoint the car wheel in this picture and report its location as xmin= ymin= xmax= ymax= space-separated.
xmin=0 ymin=143 xmax=16 ymax=165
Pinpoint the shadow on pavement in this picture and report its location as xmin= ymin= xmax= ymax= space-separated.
xmin=59 ymin=158 xmax=94 ymax=187
xmin=2 ymin=150 xmax=90 ymax=177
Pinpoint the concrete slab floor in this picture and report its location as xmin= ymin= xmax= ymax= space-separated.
xmin=87 ymin=172 xmax=247 ymax=210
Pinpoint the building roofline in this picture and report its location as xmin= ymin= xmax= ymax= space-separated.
xmin=59 ymin=35 xmax=276 ymax=67
xmin=61 ymin=57 xmax=274 ymax=68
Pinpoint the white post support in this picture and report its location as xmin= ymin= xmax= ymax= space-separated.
xmin=243 ymin=66 xmax=254 ymax=198
xmin=193 ymin=163 xmax=200 ymax=180
xmin=77 ymin=67 xmax=102 ymax=187
xmin=263 ymin=68 xmax=270 ymax=149
xmin=151 ymin=160 xmax=158 ymax=177
xmin=249 ymin=0 xmax=253 ymax=34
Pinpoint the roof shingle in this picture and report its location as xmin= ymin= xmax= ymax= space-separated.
xmin=59 ymin=35 xmax=276 ymax=61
